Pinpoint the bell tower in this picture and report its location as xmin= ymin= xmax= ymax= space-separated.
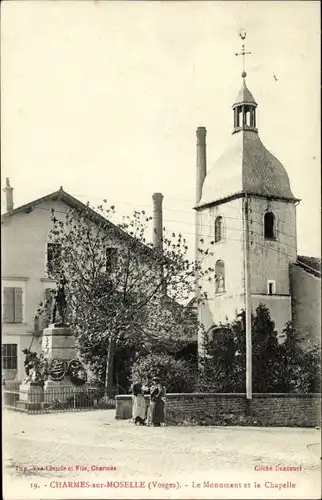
xmin=232 ymin=80 xmax=257 ymax=133
xmin=195 ymin=31 xmax=299 ymax=347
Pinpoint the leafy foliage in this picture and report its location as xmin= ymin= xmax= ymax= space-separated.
xmin=199 ymin=304 xmax=321 ymax=394
xmin=277 ymin=322 xmax=321 ymax=393
xmin=43 ymin=202 xmax=213 ymax=391
xmin=22 ymin=349 xmax=49 ymax=383
xmin=131 ymin=353 xmax=196 ymax=393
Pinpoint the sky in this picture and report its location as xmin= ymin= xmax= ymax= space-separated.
xmin=1 ymin=0 xmax=320 ymax=259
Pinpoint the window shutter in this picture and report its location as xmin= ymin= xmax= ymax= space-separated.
xmin=3 ymin=288 xmax=14 ymax=323
xmin=14 ymin=288 xmax=23 ymax=323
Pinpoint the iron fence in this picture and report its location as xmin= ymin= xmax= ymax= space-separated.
xmin=3 ymin=383 xmax=116 ymax=414
xmin=3 ymin=381 xmax=21 ymax=391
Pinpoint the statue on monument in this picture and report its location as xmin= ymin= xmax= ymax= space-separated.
xmin=51 ymin=275 xmax=68 ymax=325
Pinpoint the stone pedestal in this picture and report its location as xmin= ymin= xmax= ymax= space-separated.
xmin=42 ymin=324 xmax=77 ymax=360
xmin=18 ymin=382 xmax=44 ymax=411
xmin=42 ymin=324 xmax=77 ymax=404
xmin=43 ymin=378 xmax=76 ymax=405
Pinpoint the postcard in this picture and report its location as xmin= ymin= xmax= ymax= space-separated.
xmin=2 ymin=1 xmax=321 ymax=499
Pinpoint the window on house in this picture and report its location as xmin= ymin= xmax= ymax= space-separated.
xmin=264 ymin=212 xmax=276 ymax=239
xmin=2 ymin=344 xmax=18 ymax=370
xmin=47 ymin=243 xmax=62 ymax=274
xmin=215 ymin=260 xmax=225 ymax=293
xmin=215 ymin=216 xmax=224 ymax=243
xmin=105 ymin=248 xmax=118 ymax=273
xmin=3 ymin=287 xmax=23 ymax=323
xmin=267 ymin=280 xmax=276 ymax=295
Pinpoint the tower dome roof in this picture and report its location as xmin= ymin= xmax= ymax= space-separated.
xmin=199 ymin=130 xmax=296 ymax=207
xmin=198 ymin=79 xmax=297 ymax=207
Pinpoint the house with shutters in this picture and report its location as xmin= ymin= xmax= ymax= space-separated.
xmin=1 ymin=182 xmax=100 ymax=381
xmin=1 ymin=181 xmax=197 ymax=383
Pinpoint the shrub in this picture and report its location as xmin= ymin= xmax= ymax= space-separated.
xmin=131 ymin=353 xmax=196 ymax=393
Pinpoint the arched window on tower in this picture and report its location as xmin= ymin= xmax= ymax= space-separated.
xmin=238 ymin=108 xmax=243 ymax=127
xmin=264 ymin=212 xmax=276 ymax=239
xmin=215 ymin=260 xmax=225 ymax=293
xmin=245 ymin=108 xmax=251 ymax=126
xmin=215 ymin=216 xmax=224 ymax=243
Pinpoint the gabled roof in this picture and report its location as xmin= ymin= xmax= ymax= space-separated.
xmin=1 ymin=186 xmax=156 ymax=259
xmin=2 ymin=186 xmax=95 ymax=219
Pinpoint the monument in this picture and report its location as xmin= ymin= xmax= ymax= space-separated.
xmin=42 ymin=276 xmax=87 ymax=404
xmin=19 ymin=276 xmax=87 ymax=410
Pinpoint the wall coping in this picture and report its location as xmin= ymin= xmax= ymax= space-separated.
xmin=252 ymin=393 xmax=321 ymax=399
xmin=116 ymin=393 xmax=321 ymax=400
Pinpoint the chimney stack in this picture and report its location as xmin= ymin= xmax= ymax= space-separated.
xmin=3 ymin=178 xmax=14 ymax=212
xmin=152 ymin=192 xmax=163 ymax=250
xmin=196 ymin=126 xmax=207 ymax=204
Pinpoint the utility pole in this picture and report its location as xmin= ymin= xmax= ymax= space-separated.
xmin=104 ymin=333 xmax=115 ymax=401
xmin=243 ymin=194 xmax=252 ymax=415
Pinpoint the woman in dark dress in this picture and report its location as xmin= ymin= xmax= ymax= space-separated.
xmin=149 ymin=376 xmax=166 ymax=427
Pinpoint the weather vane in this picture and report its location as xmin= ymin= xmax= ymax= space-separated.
xmin=235 ymin=29 xmax=251 ymax=79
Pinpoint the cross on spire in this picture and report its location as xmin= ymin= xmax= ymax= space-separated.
xmin=235 ymin=29 xmax=251 ymax=78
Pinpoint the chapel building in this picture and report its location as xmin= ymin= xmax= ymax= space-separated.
xmin=194 ymin=70 xmax=320 ymax=349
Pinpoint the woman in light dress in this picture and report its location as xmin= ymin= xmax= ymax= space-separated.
xmin=131 ymin=382 xmax=146 ymax=425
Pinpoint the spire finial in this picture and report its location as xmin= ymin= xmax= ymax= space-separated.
xmin=235 ymin=29 xmax=251 ymax=79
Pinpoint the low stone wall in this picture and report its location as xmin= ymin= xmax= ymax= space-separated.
xmin=115 ymin=393 xmax=321 ymax=427
xmin=252 ymin=393 xmax=321 ymax=427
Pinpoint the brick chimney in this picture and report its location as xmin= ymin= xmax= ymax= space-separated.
xmin=3 ymin=178 xmax=14 ymax=212
xmin=196 ymin=127 xmax=207 ymax=203
xmin=152 ymin=192 xmax=163 ymax=250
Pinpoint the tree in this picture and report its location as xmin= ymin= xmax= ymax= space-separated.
xmin=278 ymin=322 xmax=321 ymax=393
xmin=200 ymin=304 xmax=283 ymax=393
xmin=44 ymin=202 xmax=214 ymax=396
xmin=198 ymin=325 xmax=238 ymax=392
xmin=131 ymin=353 xmax=196 ymax=393
xmin=200 ymin=305 xmax=321 ymax=394
xmin=250 ymin=304 xmax=281 ymax=392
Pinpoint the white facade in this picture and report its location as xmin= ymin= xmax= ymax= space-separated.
xmin=2 ymin=198 xmax=65 ymax=381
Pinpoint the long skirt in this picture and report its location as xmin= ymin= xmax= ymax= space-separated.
xmin=150 ymin=398 xmax=165 ymax=424
xmin=132 ymin=395 xmax=146 ymax=421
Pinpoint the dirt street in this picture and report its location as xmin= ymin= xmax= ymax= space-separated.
xmin=3 ymin=409 xmax=321 ymax=499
